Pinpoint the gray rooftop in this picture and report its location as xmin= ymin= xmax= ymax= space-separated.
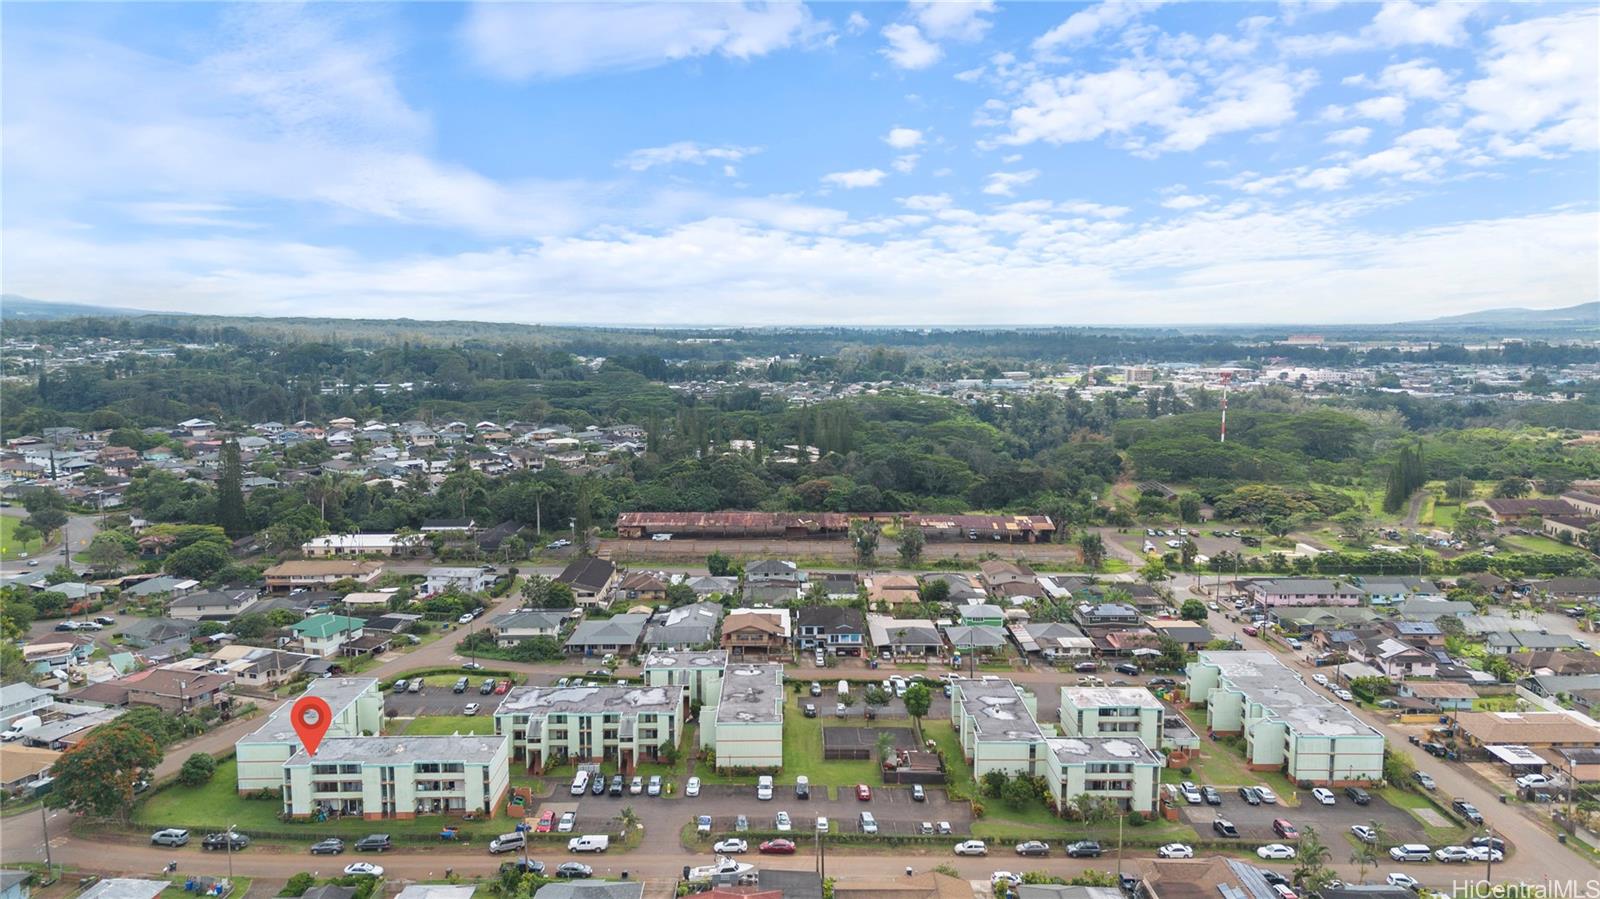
xmin=564 ymin=614 xmax=648 ymax=647
xmin=496 ymin=684 xmax=679 ymax=717
xmin=79 ymin=879 xmax=171 ymax=899
xmin=1046 ymin=735 xmax=1162 ymax=765
xmin=534 ymin=883 xmax=644 ymax=899
xmin=1196 ymin=651 xmax=1383 ymax=739
xmin=642 ymin=649 xmax=729 ymax=670
xmin=395 ymin=887 xmax=477 ymax=899
xmin=286 ymin=734 xmax=504 ymax=766
xmin=241 ymin=677 xmax=379 ymax=744
xmin=715 ymin=664 xmax=783 ymax=725
xmin=1060 ymin=686 xmax=1163 ymax=710
xmin=957 ymin=678 xmax=1044 ymax=742
xmin=19 ymin=706 xmax=124 ymax=742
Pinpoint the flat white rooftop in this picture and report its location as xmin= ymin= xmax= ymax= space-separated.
xmin=496 ymin=685 xmax=679 ymax=716
xmin=240 ymin=677 xmax=378 ymax=744
xmin=285 ymin=734 xmax=505 ymax=766
xmin=1046 ymin=736 xmax=1163 ymax=765
xmin=1060 ymin=686 xmax=1163 ymax=710
xmin=958 ymin=678 xmax=1044 ymax=742
xmin=715 ymin=664 xmax=783 ymax=724
xmin=642 ymin=649 xmax=728 ymax=670
xmin=1197 ymin=651 xmax=1382 ymax=739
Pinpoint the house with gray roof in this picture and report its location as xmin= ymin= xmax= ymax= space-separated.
xmin=564 ymin=614 xmax=649 ymax=656
xmin=491 ymin=610 xmax=568 ymax=646
xmin=866 ymin=615 xmax=943 ymax=656
xmin=943 ymin=624 xmax=1008 ymax=653
xmin=642 ymin=602 xmax=722 ymax=650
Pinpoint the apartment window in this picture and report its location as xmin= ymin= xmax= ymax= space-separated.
xmin=313 ymin=764 xmax=340 ymax=776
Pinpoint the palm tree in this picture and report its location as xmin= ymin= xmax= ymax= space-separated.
xmin=618 ymin=806 xmax=640 ymax=839
xmin=1291 ymin=826 xmax=1333 ymax=890
xmin=876 ymin=731 xmax=897 ymax=765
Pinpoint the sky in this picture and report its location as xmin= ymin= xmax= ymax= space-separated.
xmin=1 ymin=1 xmax=1596 ymax=326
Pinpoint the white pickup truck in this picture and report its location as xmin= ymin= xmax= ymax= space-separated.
xmin=568 ymin=835 xmax=610 ymax=853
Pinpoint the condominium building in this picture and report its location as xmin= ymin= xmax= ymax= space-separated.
xmin=1186 ymin=651 xmax=1385 ymax=784
xmin=236 ymin=678 xmax=384 ymax=791
xmin=950 ymin=678 xmax=1044 ymax=778
xmin=642 ymin=650 xmax=728 ymax=707
xmin=281 ymin=734 xmax=509 ymax=820
xmin=1043 ymin=736 xmax=1164 ymax=814
xmin=494 ymin=684 xmax=684 ymax=774
xmin=1059 ymin=686 xmax=1163 ymax=747
xmin=701 ymin=663 xmax=784 ymax=770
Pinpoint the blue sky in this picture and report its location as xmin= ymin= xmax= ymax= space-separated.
xmin=2 ymin=1 xmax=1595 ymax=325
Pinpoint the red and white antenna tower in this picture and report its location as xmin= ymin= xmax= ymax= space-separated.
xmin=1219 ymin=371 xmax=1232 ymax=443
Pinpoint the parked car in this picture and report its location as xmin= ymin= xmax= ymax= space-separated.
xmin=1257 ymin=844 xmax=1297 ymax=860
xmin=151 ymin=829 xmax=190 ymax=847
xmin=311 ymin=838 xmax=346 ymax=855
xmin=1158 ymin=844 xmax=1194 ymax=859
xmin=1469 ymin=835 xmax=1506 ymax=852
xmin=343 ymin=863 xmax=383 ymax=877
xmin=686 ymin=776 xmax=701 ymax=797
xmin=1311 ymin=788 xmax=1335 ymax=805
xmin=856 ymin=783 xmax=872 ymax=801
xmin=1180 ymin=782 xmax=1203 ymax=804
xmin=1350 ymin=825 xmax=1378 ymax=844
xmin=500 ymin=861 xmax=545 ymax=876
xmin=201 ymin=832 xmax=249 ymax=851
xmin=1451 ymin=799 xmax=1483 ymax=825
xmin=592 ymin=774 xmax=606 ymax=796
xmin=1201 ymin=785 xmax=1222 ymax=805
xmin=775 ymin=811 xmax=791 ymax=832
xmin=1254 ymin=785 xmax=1279 ymax=804
xmin=1465 ymin=846 xmax=1504 ymax=863
xmin=1434 ymin=846 xmax=1473 ymax=863
xmin=735 ymin=815 xmax=749 ymax=832
xmin=912 ymin=784 xmax=926 ymax=802
xmin=1016 ymin=841 xmax=1051 ymax=857
xmin=796 ymin=776 xmax=810 ymax=800
xmin=558 ymin=812 xmax=576 ymax=833
xmin=757 ymin=776 xmax=773 ymax=800
xmin=1272 ymin=819 xmax=1299 ymax=839
xmin=609 ymin=775 xmax=624 ymax=796
xmin=479 ymin=678 xmax=496 ymax=695
xmin=954 ymin=840 xmax=989 ymax=857
xmin=1113 ymin=663 xmax=1140 ymax=676
xmin=759 ymin=839 xmax=797 ymax=854
xmin=1212 ymin=820 xmax=1239 ymax=838
xmin=534 ymin=810 xmax=556 ymax=833
xmin=1413 ymin=772 xmax=1436 ymax=791
xmin=810 ymin=681 xmax=822 ymax=696
xmin=1345 ymin=786 xmax=1371 ymax=805
xmin=495 ymin=679 xmax=511 ymax=695
xmin=1238 ymin=786 xmax=1262 ymax=805
xmin=1389 ymin=844 xmax=1433 ymax=862
xmin=555 ymin=863 xmax=593 ymax=879
xmin=354 ymin=834 xmax=392 ymax=853
xmin=1065 ymin=841 xmax=1101 ymax=858
xmin=463 ymin=702 xmax=481 ymax=716
xmin=992 ymin=873 xmax=1023 ymax=888
xmin=647 ymin=775 xmax=662 ymax=796
xmin=1516 ymin=773 xmax=1551 ymax=789
xmin=1386 ymin=874 xmax=1421 ymax=891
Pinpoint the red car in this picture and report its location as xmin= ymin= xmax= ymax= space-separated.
xmin=1272 ymin=818 xmax=1298 ymax=839
xmin=856 ymin=784 xmax=872 ymax=801
xmin=534 ymin=810 xmax=556 ymax=833
xmin=495 ymin=679 xmax=512 ymax=695
xmin=1242 ymin=626 xmax=1259 ymax=637
xmin=759 ymin=839 xmax=797 ymax=854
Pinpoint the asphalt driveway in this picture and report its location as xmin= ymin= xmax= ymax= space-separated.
xmin=1178 ymin=792 xmax=1425 ymax=844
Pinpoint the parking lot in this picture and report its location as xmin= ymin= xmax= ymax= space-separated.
xmin=1176 ymin=792 xmax=1426 ymax=844
xmin=532 ymin=780 xmax=973 ymax=840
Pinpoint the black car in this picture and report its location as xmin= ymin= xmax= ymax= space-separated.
xmin=354 ymin=834 xmax=392 ymax=853
xmin=1149 ymin=677 xmax=1176 ymax=687
xmin=501 ymin=860 xmax=546 ymax=876
xmin=202 ymin=832 xmax=250 ymax=851
xmin=1113 ymin=663 xmax=1140 ymax=677
xmin=1469 ymin=836 xmax=1506 ymax=852
xmin=796 ymin=780 xmax=810 ymax=800
xmin=1212 ymin=820 xmax=1239 ymax=838
xmin=556 ymin=863 xmax=593 ymax=879
xmin=311 ymin=838 xmax=346 ymax=855
xmin=1017 ymin=841 xmax=1051 ymax=857
xmin=1201 ymin=786 xmax=1222 ymax=805
xmin=1119 ymin=875 xmax=1141 ymax=898
xmin=1452 ymin=800 xmax=1484 ymax=825
xmin=591 ymin=774 xmax=606 ymax=796
xmin=1422 ymin=742 xmax=1448 ymax=758
xmin=1065 ymin=841 xmax=1102 ymax=858
xmin=1261 ymin=872 xmax=1290 ymax=888
xmin=479 ymin=679 xmax=496 ymax=695
xmin=1344 ymin=786 xmax=1371 ymax=805
xmin=1237 ymin=786 xmax=1261 ymax=805
xmin=609 ymin=774 xmax=625 ymax=796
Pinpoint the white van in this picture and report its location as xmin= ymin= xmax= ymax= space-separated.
xmin=837 ymin=680 xmax=850 ymax=697
xmin=489 ymin=832 xmax=526 ymax=854
xmin=1389 ymin=844 xmax=1432 ymax=862
xmin=757 ymin=775 xmax=774 ymax=800
xmin=571 ymin=770 xmax=590 ymax=796
xmin=568 ymin=835 xmax=610 ymax=853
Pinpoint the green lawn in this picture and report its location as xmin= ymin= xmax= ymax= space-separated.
xmin=1378 ymin=787 xmax=1471 ymax=845
xmin=0 ymin=516 xmax=44 ymax=561
xmin=1431 ymin=500 xmax=1460 ymax=529
xmin=399 ymin=715 xmax=495 ymax=736
xmin=1500 ymin=533 xmax=1579 ymax=554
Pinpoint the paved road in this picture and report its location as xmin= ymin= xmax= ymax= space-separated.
xmin=0 ymin=509 xmax=98 ymax=575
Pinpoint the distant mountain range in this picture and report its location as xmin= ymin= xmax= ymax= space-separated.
xmin=0 ymin=295 xmax=186 ymax=320
xmin=1408 ymin=302 xmax=1598 ymax=325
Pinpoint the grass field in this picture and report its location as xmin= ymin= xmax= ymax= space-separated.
xmin=1500 ymin=533 xmax=1577 ymax=554
xmin=399 ymin=715 xmax=494 ymax=736
xmin=0 ymin=516 xmax=44 ymax=561
xmin=1378 ymin=786 xmax=1471 ymax=846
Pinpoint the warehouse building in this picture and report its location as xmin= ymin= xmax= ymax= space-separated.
xmin=1186 ymin=651 xmax=1385 ymax=784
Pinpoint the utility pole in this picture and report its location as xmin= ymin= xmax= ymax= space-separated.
xmin=39 ymin=800 xmax=53 ymax=880
xmin=1115 ymin=811 xmax=1124 ymax=879
xmin=226 ymin=823 xmax=236 ymax=881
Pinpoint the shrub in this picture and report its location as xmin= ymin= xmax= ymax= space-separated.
xmin=178 ymin=752 xmax=217 ymax=787
xmin=1179 ymin=766 xmax=1193 ymax=776
xmin=1127 ymin=811 xmax=1147 ymax=827
xmin=281 ymin=874 xmax=315 ymax=897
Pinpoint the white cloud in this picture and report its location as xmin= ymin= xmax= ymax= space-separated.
xmin=910 ymin=0 xmax=995 ymax=42
xmin=1463 ymin=8 xmax=1599 ymax=154
xmin=619 ymin=142 xmax=761 ymax=171
xmin=1034 ymin=0 xmax=1165 ymax=53
xmin=460 ymin=2 xmax=824 ymax=80
xmin=846 ymin=11 xmax=870 ymax=34
xmin=880 ymin=23 xmax=941 ymax=69
xmin=1350 ymin=59 xmax=1453 ymax=100
xmin=999 ymin=64 xmax=1312 ymax=154
xmin=1368 ymin=1 xmax=1475 ymax=48
xmin=983 ymin=169 xmax=1040 ymax=196
xmin=884 ymin=127 xmax=924 ymax=149
xmin=821 ymin=168 xmax=888 ymax=189
xmin=1296 ymin=166 xmax=1352 ymax=190
xmin=892 ymin=154 xmax=920 ymax=174
xmin=1326 ymin=126 xmax=1373 ymax=145
xmin=1161 ymin=194 xmax=1210 ymax=210
xmin=899 ymin=193 xmax=952 ymax=211
xmin=1354 ymin=95 xmax=1407 ymax=123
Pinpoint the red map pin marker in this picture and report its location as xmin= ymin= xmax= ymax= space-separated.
xmin=292 ymin=696 xmax=333 ymax=757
